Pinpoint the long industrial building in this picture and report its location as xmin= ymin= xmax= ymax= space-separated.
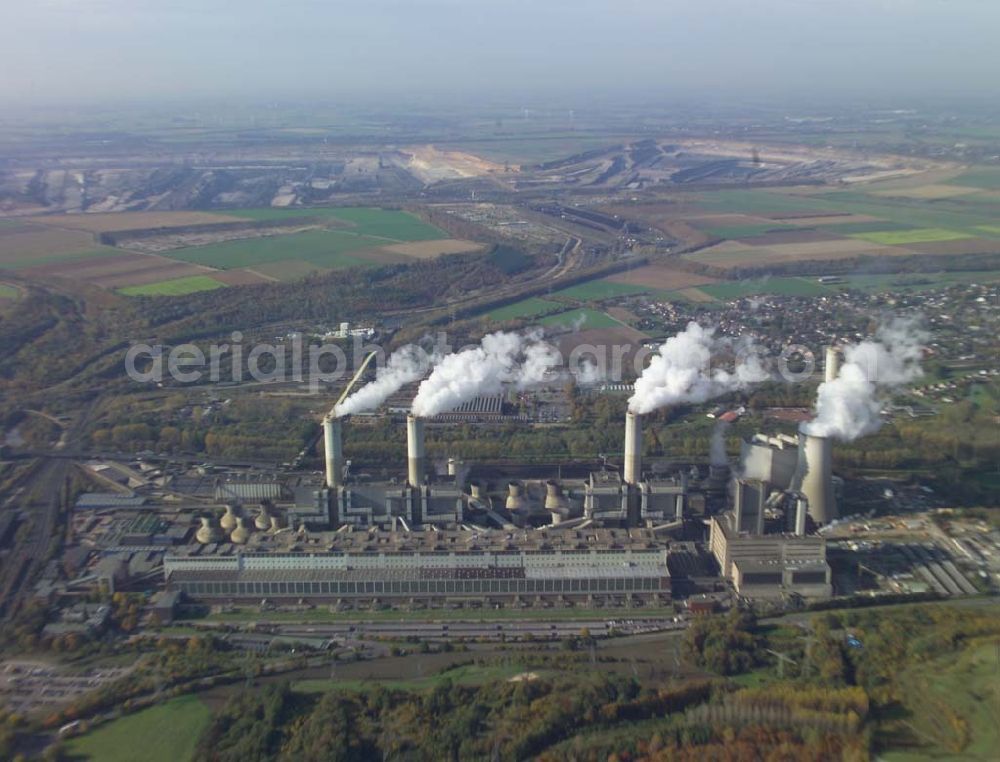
xmin=164 ymin=528 xmax=671 ymax=603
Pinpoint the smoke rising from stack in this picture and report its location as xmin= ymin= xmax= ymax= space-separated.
xmin=411 ymin=330 xmax=561 ymax=417
xmin=709 ymin=421 xmax=729 ymax=467
xmin=803 ymin=317 xmax=925 ymax=441
xmin=573 ymin=358 xmax=604 ymax=386
xmin=628 ymin=322 xmax=768 ymax=415
xmin=335 ymin=345 xmax=438 ymax=417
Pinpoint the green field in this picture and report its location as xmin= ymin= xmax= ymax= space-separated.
xmin=552 ymin=280 xmax=651 ymax=301
xmin=118 ymin=274 xmax=227 ymax=297
xmin=698 ymin=277 xmax=835 ymax=300
xmin=65 ymin=695 xmax=211 ymax=762
xmin=694 ymin=189 xmax=829 ymax=216
xmin=226 ymin=206 xmax=443 ymax=240
xmin=883 ymin=641 xmax=1000 ymax=761
xmin=166 ymin=230 xmax=385 ymax=269
xmin=839 ymin=270 xmax=1000 ymax=292
xmin=946 ymin=167 xmax=1000 ymax=190
xmin=694 ymin=187 xmax=1000 ymax=239
xmin=702 ymin=223 xmax=791 ymax=239
xmin=293 ymin=664 xmax=533 ymax=694
xmin=848 ymin=228 xmax=972 ymax=245
xmin=0 ymin=283 xmax=19 ymax=299
xmin=538 ymin=308 xmax=622 ymax=330
xmin=485 ymin=297 xmax=562 ymax=322
xmin=0 ymin=246 xmax=127 ymax=271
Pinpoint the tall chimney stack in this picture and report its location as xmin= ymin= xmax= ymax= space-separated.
xmin=794 ymin=494 xmax=808 ymax=536
xmin=794 ymin=432 xmax=836 ymax=524
xmin=323 ymin=416 xmax=344 ymax=489
xmin=824 ymin=346 xmax=840 ymax=384
xmin=624 ymin=411 xmax=642 ymax=485
xmin=407 ymin=414 xmax=426 ymax=487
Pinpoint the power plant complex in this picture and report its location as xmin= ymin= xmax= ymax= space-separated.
xmin=164 ymin=374 xmax=845 ymax=606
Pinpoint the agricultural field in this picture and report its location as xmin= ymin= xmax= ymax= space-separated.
xmin=0 ymin=282 xmax=20 ymax=300
xmin=65 ymin=694 xmax=212 ymax=762
xmin=838 ymin=270 xmax=1000 ymax=292
xmin=25 ymin=211 xmax=241 ymax=233
xmin=539 ymin=308 xmax=623 ymax=330
xmin=0 ymin=224 xmax=121 ymax=269
xmin=20 ymin=252 xmax=215 ymax=289
xmin=165 ymin=230 xmax=394 ymax=269
xmin=673 ymin=179 xmax=1000 ymax=275
xmin=379 ymin=239 xmax=484 ymax=259
xmin=700 ymin=222 xmax=791 ymax=239
xmin=484 ymin=297 xmax=562 ymax=322
xmin=118 ymin=274 xmax=227 ymax=297
xmin=847 ymin=228 xmax=972 ymax=246
xmin=0 ymin=206 xmax=464 ymax=291
xmin=945 ymin=167 xmax=1000 ymax=190
xmin=551 ymin=280 xmax=652 ymax=301
xmin=226 ymin=206 xmax=444 ymax=240
xmin=697 ymin=277 xmax=836 ymax=300
xmin=684 ymin=238 xmax=905 ymax=268
xmin=604 ymin=264 xmax=719 ymax=291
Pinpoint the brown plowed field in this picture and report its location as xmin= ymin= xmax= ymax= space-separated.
xmin=907 ymin=238 xmax=1000 ymax=255
xmin=22 ymin=252 xmax=214 ymax=287
xmin=26 ymin=211 xmax=242 ymax=233
xmin=606 ymin=265 xmax=718 ymax=290
xmin=379 ymin=239 xmax=485 ymax=260
xmin=0 ymin=228 xmax=101 ymax=264
xmin=737 ymin=229 xmax=842 ymax=246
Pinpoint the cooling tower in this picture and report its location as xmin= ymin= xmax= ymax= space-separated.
xmin=230 ymin=517 xmax=250 ymax=545
xmin=407 ymin=415 xmax=426 ymax=487
xmin=505 ymin=481 xmax=529 ymax=512
xmin=824 ymin=346 xmax=840 ymax=384
xmin=254 ymin=505 xmax=271 ymax=531
xmin=794 ymin=433 xmax=836 ymax=524
xmin=323 ymin=417 xmax=345 ymax=489
xmin=624 ymin=411 xmax=642 ymax=485
xmin=196 ymin=517 xmax=221 ymax=544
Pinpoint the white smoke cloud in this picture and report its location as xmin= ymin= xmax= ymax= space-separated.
xmin=334 ymin=344 xmax=438 ymax=417
xmin=741 ymin=446 xmax=773 ymax=482
xmin=803 ymin=317 xmax=926 ymax=441
xmin=628 ymin=322 xmax=769 ymax=414
xmin=573 ymin=358 xmax=605 ymax=386
xmin=710 ymin=420 xmax=729 ymax=467
xmin=411 ymin=330 xmax=562 ymax=417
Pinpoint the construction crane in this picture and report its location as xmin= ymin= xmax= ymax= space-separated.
xmin=321 ymin=352 xmax=377 ymax=488
xmin=325 ymin=351 xmax=378 ymax=420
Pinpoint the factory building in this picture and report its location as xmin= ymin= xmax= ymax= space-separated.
xmin=708 ymin=514 xmax=831 ymax=599
xmin=164 ymin=528 xmax=670 ymax=603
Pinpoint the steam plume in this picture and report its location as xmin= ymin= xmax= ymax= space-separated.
xmin=710 ymin=421 xmax=729 ymax=467
xmin=411 ymin=330 xmax=561 ymax=417
xmin=803 ymin=317 xmax=925 ymax=441
xmin=628 ymin=322 xmax=768 ymax=414
xmin=335 ymin=345 xmax=437 ymax=417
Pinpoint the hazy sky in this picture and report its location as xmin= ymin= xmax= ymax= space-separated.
xmin=2 ymin=0 xmax=997 ymax=105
